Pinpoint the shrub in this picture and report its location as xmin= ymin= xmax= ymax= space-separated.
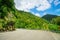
xmin=51 ymin=17 xmax=60 ymax=26
xmin=6 ymin=21 xmax=15 ymax=31
xmin=48 ymin=24 xmax=58 ymax=31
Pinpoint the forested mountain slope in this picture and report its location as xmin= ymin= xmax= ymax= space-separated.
xmin=42 ymin=14 xmax=58 ymax=22
xmin=0 ymin=0 xmax=49 ymax=31
xmin=0 ymin=0 xmax=59 ymax=31
xmin=14 ymin=10 xmax=49 ymax=29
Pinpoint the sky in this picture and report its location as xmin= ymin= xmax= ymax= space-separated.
xmin=14 ymin=0 xmax=60 ymax=17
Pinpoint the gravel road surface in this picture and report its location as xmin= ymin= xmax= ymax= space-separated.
xmin=0 ymin=29 xmax=60 ymax=40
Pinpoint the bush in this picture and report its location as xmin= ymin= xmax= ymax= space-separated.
xmin=5 ymin=21 xmax=15 ymax=31
xmin=51 ymin=17 xmax=60 ymax=26
xmin=0 ymin=19 xmax=4 ymax=31
xmin=48 ymin=24 xmax=58 ymax=31
xmin=0 ymin=20 xmax=15 ymax=31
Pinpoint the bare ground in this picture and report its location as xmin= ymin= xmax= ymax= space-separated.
xmin=0 ymin=29 xmax=60 ymax=40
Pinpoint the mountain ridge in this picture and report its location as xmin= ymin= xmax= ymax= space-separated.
xmin=42 ymin=14 xmax=58 ymax=22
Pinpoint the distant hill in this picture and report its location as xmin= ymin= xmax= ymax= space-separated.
xmin=42 ymin=14 xmax=58 ymax=22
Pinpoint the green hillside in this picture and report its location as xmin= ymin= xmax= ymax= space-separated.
xmin=0 ymin=0 xmax=49 ymax=31
xmin=14 ymin=10 xmax=49 ymax=29
xmin=42 ymin=14 xmax=57 ymax=22
xmin=51 ymin=16 xmax=60 ymax=26
xmin=0 ymin=0 xmax=59 ymax=31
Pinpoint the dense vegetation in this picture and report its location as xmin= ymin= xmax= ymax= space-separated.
xmin=51 ymin=17 xmax=60 ymax=25
xmin=42 ymin=14 xmax=60 ymax=31
xmin=0 ymin=0 xmax=60 ymax=32
xmin=14 ymin=11 xmax=49 ymax=30
xmin=42 ymin=14 xmax=57 ymax=22
xmin=0 ymin=0 xmax=16 ymax=31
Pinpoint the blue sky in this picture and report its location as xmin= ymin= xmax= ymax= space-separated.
xmin=14 ymin=0 xmax=60 ymax=17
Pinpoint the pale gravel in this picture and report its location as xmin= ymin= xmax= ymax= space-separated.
xmin=0 ymin=29 xmax=60 ymax=40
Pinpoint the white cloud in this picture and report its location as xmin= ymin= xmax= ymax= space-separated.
xmin=54 ymin=0 xmax=60 ymax=6
xmin=36 ymin=0 xmax=51 ymax=11
xmin=14 ymin=0 xmax=51 ymax=12
xmin=34 ymin=13 xmax=40 ymax=17
xmin=48 ymin=0 xmax=54 ymax=3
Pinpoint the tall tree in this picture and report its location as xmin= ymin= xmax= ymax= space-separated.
xmin=0 ymin=0 xmax=15 ymax=18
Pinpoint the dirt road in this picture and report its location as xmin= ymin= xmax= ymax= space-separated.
xmin=0 ymin=29 xmax=60 ymax=40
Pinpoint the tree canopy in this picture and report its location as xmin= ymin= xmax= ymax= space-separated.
xmin=51 ymin=17 xmax=60 ymax=26
xmin=0 ymin=0 xmax=15 ymax=18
